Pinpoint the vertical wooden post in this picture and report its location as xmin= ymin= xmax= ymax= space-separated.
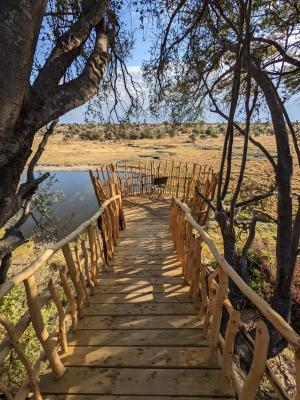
xmin=74 ymin=244 xmax=90 ymax=305
xmin=220 ymin=305 xmax=241 ymax=392
xmin=209 ymin=269 xmax=228 ymax=362
xmin=295 ymin=348 xmax=300 ymax=400
xmin=87 ymin=225 xmax=98 ymax=285
xmin=199 ymin=257 xmax=208 ymax=321
xmin=24 ymin=275 xmax=65 ymax=378
xmin=62 ymin=244 xmax=85 ymax=318
xmin=59 ymin=267 xmax=77 ymax=331
xmin=176 ymin=162 xmax=181 ymax=197
xmin=48 ymin=279 xmax=68 ymax=354
xmin=239 ymin=320 xmax=270 ymax=400
xmin=81 ymin=239 xmax=95 ymax=294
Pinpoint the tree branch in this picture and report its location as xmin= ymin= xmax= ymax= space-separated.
xmin=253 ymin=37 xmax=300 ymax=69
xmin=235 ymin=190 xmax=276 ymax=209
xmin=32 ymin=21 xmax=109 ymax=128
xmin=195 ymin=186 xmax=216 ymax=212
xmin=27 ymin=119 xmax=58 ymax=181
xmin=33 ymin=0 xmax=109 ymax=97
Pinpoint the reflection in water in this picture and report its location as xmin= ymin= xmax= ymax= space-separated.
xmin=22 ymin=171 xmax=98 ymax=240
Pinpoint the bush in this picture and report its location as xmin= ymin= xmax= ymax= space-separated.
xmin=189 ymin=133 xmax=197 ymax=143
xmin=129 ymin=131 xmax=139 ymax=140
xmin=169 ymin=129 xmax=176 ymax=138
xmin=79 ymin=130 xmax=103 ymax=140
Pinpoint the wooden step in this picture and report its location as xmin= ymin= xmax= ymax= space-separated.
xmin=89 ymin=292 xmax=192 ymax=303
xmin=97 ymin=277 xmax=185 ymax=285
xmin=67 ymin=328 xmax=208 ymax=347
xmin=83 ymin=303 xmax=197 ymax=316
xmin=77 ymin=315 xmax=202 ymax=330
xmin=93 ymin=283 xmax=190 ymax=294
xmin=44 ymin=395 xmax=235 ymax=399
xmin=61 ymin=346 xmax=216 ymax=368
xmin=40 ymin=367 xmax=234 ymax=397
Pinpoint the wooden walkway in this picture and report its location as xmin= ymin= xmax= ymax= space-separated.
xmin=40 ymin=197 xmax=234 ymax=399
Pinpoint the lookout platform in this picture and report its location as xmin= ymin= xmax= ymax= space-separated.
xmin=39 ymin=197 xmax=234 ymax=399
xmin=2 ymin=161 xmax=298 ymax=399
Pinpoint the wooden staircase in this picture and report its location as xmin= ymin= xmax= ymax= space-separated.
xmin=39 ymin=197 xmax=234 ymax=399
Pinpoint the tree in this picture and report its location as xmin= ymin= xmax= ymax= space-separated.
xmin=142 ymin=0 xmax=300 ymax=354
xmin=0 ymin=0 xmax=140 ymax=281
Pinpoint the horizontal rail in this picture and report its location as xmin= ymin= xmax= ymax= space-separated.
xmin=0 ymin=195 xmax=120 ymax=299
xmin=172 ymin=197 xmax=300 ymax=347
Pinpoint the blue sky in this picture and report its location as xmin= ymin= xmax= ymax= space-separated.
xmin=60 ymin=8 xmax=300 ymax=124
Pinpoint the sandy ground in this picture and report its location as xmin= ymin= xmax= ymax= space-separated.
xmin=30 ymin=133 xmax=299 ymax=191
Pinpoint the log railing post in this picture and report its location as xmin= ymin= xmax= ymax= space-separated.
xmin=59 ymin=267 xmax=77 ymax=331
xmin=62 ymin=244 xmax=85 ymax=318
xmin=239 ymin=320 xmax=269 ymax=400
xmin=220 ymin=303 xmax=241 ymax=393
xmin=48 ymin=279 xmax=68 ymax=354
xmin=87 ymin=225 xmax=98 ymax=285
xmin=24 ymin=275 xmax=65 ymax=378
xmin=81 ymin=239 xmax=95 ymax=295
xmin=209 ymin=269 xmax=228 ymax=362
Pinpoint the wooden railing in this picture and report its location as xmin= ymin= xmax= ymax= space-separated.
xmin=89 ymin=160 xmax=217 ymax=203
xmin=170 ymin=197 xmax=300 ymax=400
xmin=0 ymin=194 xmax=124 ymax=399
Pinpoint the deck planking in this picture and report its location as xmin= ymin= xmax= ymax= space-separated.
xmin=40 ymin=197 xmax=234 ymax=399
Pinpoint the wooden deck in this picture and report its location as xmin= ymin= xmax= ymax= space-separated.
xmin=40 ymin=197 xmax=234 ymax=399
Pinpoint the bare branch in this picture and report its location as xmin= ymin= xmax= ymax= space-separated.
xmin=27 ymin=119 xmax=58 ymax=181
xmin=195 ymin=186 xmax=216 ymax=212
xmin=235 ymin=190 xmax=276 ymax=209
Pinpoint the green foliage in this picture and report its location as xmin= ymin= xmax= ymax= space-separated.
xmin=246 ymin=249 xmax=273 ymax=303
xmin=31 ymin=174 xmax=65 ymax=243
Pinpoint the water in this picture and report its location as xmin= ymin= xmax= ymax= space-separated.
xmin=22 ymin=171 xmax=98 ymax=240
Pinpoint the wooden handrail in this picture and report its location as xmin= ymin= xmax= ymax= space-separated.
xmin=170 ymin=196 xmax=300 ymax=399
xmin=0 ymin=193 xmax=124 ymax=399
xmin=0 ymin=195 xmax=120 ymax=299
xmin=172 ymin=197 xmax=300 ymax=347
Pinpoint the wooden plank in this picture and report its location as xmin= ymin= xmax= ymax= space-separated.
xmin=83 ymin=303 xmax=197 ymax=316
xmin=61 ymin=346 xmax=216 ymax=368
xmin=111 ymin=256 xmax=179 ymax=263
xmin=93 ymin=283 xmax=190 ymax=294
xmin=40 ymin=367 xmax=234 ymax=397
xmin=44 ymin=396 xmax=235 ymax=400
xmin=97 ymin=277 xmax=185 ymax=285
xmin=67 ymin=328 xmax=208 ymax=347
xmin=109 ymin=259 xmax=180 ymax=266
xmin=89 ymin=292 xmax=192 ymax=303
xmin=104 ymin=263 xmax=181 ymax=271
xmin=77 ymin=315 xmax=202 ymax=330
xmin=100 ymin=269 xmax=182 ymax=278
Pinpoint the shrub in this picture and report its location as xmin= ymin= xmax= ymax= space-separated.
xmin=129 ymin=131 xmax=139 ymax=140
xmin=189 ymin=133 xmax=197 ymax=143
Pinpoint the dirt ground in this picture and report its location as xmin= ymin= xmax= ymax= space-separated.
xmin=30 ymin=133 xmax=299 ymax=193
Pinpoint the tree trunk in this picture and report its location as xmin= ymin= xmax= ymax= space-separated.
xmin=248 ymin=63 xmax=294 ymax=322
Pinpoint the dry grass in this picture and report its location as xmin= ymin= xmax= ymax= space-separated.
xmin=31 ymin=132 xmax=299 ymax=193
